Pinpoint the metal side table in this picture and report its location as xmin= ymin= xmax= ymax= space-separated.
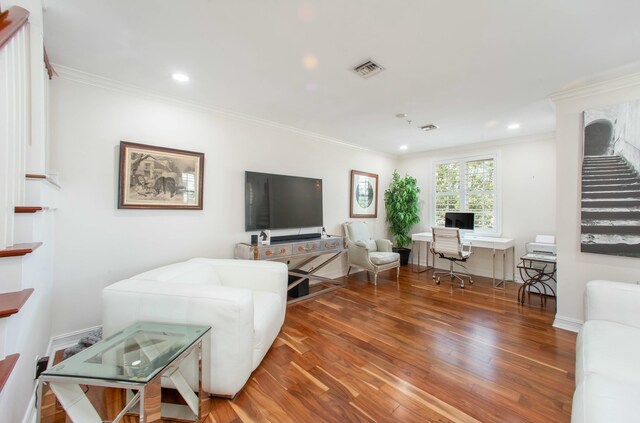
xmin=517 ymin=252 xmax=557 ymax=307
xmin=38 ymin=322 xmax=211 ymax=423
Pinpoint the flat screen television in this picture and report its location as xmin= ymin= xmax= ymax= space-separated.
xmin=245 ymin=171 xmax=323 ymax=231
xmin=444 ymin=212 xmax=475 ymax=230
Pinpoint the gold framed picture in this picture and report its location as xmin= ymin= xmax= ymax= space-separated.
xmin=350 ymin=170 xmax=378 ymax=218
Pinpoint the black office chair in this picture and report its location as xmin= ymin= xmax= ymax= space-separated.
xmin=431 ymin=227 xmax=473 ymax=288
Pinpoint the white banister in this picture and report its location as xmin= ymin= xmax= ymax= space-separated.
xmin=0 ymin=22 xmax=30 ymax=250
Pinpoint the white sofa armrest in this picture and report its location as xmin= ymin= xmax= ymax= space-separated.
xmin=189 ymin=259 xmax=287 ymax=304
xmin=102 ymin=279 xmax=254 ymax=396
xmin=585 ymin=280 xmax=640 ymax=328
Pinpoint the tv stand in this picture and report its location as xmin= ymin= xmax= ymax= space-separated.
xmin=234 ymin=236 xmax=345 ymax=304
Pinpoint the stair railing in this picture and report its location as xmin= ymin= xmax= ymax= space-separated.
xmin=0 ymin=6 xmax=30 ymax=250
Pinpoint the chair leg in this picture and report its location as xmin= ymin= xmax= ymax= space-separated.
xmin=346 ymin=265 xmax=352 ymax=278
xmin=433 ymin=260 xmax=473 ymax=288
xmin=396 ymin=266 xmax=400 ymax=280
xmin=373 ymin=272 xmax=378 ymax=285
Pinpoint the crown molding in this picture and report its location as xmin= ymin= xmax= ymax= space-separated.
xmin=551 ymin=71 xmax=640 ymax=103
xmin=53 ymin=65 xmax=397 ymax=159
xmin=398 ymin=131 xmax=556 ymax=161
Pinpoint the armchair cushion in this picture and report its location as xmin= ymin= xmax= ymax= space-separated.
xmin=355 ymin=239 xmax=377 ymax=251
xmin=346 ymin=222 xmax=371 ymax=244
xmin=375 ymin=239 xmax=393 ymax=252
xmin=369 ymin=252 xmax=401 ymax=265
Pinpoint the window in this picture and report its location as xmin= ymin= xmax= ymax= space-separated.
xmin=434 ymin=156 xmax=498 ymax=233
xmin=182 ymin=172 xmax=196 ymax=203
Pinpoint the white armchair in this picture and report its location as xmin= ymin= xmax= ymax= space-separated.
xmin=344 ymin=221 xmax=400 ymax=285
xmin=572 ymin=280 xmax=640 ymax=422
xmin=102 ymin=258 xmax=288 ymax=398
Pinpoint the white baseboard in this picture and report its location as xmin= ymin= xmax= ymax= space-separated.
xmin=20 ymin=325 xmax=104 ymax=423
xmin=22 ymin=326 xmax=102 ymax=423
xmin=553 ymin=315 xmax=583 ymax=333
xmin=48 ymin=325 xmax=103 ymax=356
xmin=409 ymin=257 xmax=524 ymax=282
xmin=21 ymin=388 xmax=37 ymax=423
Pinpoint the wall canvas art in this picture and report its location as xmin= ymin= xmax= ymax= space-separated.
xmin=581 ymin=99 xmax=640 ymax=257
xmin=118 ymin=141 xmax=204 ymax=209
xmin=350 ymin=170 xmax=378 ymax=218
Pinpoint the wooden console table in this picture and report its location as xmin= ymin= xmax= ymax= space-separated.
xmin=234 ymin=236 xmax=346 ymax=303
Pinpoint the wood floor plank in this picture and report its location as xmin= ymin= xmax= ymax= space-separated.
xmin=40 ymin=267 xmax=575 ymax=423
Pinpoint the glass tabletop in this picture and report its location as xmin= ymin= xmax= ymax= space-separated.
xmin=521 ymin=252 xmax=557 ymax=263
xmin=43 ymin=322 xmax=210 ymax=384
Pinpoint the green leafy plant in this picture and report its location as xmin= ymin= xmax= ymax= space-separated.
xmin=384 ymin=170 xmax=421 ymax=248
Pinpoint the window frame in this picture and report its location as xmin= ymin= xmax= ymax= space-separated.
xmin=431 ymin=152 xmax=501 ymax=236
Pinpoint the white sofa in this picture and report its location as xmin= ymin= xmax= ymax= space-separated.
xmin=572 ymin=280 xmax=640 ymax=422
xmin=102 ymin=258 xmax=288 ymax=397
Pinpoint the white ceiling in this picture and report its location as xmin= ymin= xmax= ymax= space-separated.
xmin=42 ymin=0 xmax=640 ymax=155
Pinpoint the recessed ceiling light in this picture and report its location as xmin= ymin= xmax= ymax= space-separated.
xmin=400 ymin=145 xmax=408 ymax=150
xmin=395 ymin=113 xmax=407 ymax=119
xmin=172 ymin=73 xmax=190 ymax=82
xmin=507 ymin=123 xmax=520 ymax=130
xmin=303 ymin=54 xmax=318 ymax=70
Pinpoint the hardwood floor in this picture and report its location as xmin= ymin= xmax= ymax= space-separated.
xmin=41 ymin=267 xmax=576 ymax=422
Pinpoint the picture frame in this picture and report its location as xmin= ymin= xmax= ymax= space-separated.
xmin=350 ymin=170 xmax=378 ymax=218
xmin=118 ymin=141 xmax=204 ymax=209
xmin=581 ymin=99 xmax=640 ymax=257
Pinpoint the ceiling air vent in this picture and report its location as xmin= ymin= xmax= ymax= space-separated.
xmin=352 ymin=60 xmax=385 ymax=79
xmin=419 ymin=124 xmax=439 ymax=132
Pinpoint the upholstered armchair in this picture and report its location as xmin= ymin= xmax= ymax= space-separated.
xmin=343 ymin=221 xmax=400 ymax=285
xmin=102 ymin=258 xmax=288 ymax=398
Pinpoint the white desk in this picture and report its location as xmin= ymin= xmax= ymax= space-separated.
xmin=411 ymin=232 xmax=515 ymax=288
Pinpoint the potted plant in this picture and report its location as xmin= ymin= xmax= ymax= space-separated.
xmin=384 ymin=170 xmax=421 ymax=265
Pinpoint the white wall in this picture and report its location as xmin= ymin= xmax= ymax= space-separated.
xmin=49 ymin=73 xmax=397 ymax=335
xmin=397 ymin=134 xmax=557 ymax=280
xmin=553 ymin=73 xmax=640 ymax=331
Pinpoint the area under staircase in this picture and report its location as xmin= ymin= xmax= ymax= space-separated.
xmin=581 ymin=154 xmax=640 ymax=256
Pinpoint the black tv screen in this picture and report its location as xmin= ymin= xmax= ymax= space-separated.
xmin=445 ymin=212 xmax=475 ymax=230
xmin=245 ymin=171 xmax=323 ymax=231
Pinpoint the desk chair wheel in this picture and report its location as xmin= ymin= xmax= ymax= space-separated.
xmin=460 ymin=278 xmax=473 ymax=289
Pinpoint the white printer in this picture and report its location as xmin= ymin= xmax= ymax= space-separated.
xmin=523 ymin=235 xmax=557 ymax=262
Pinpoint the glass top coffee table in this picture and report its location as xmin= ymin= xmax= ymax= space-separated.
xmin=37 ymin=322 xmax=211 ymax=423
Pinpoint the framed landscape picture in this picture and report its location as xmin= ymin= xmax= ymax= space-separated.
xmin=350 ymin=170 xmax=378 ymax=218
xmin=118 ymin=141 xmax=204 ymax=209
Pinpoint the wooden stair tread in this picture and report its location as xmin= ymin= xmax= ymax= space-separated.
xmin=0 ymin=354 xmax=19 ymax=393
xmin=0 ymin=289 xmax=34 ymax=318
xmin=25 ymin=173 xmax=47 ymax=179
xmin=14 ymin=206 xmax=46 ymax=213
xmin=0 ymin=242 xmax=43 ymax=258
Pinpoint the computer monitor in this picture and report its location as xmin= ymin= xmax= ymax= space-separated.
xmin=444 ymin=212 xmax=475 ymax=230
